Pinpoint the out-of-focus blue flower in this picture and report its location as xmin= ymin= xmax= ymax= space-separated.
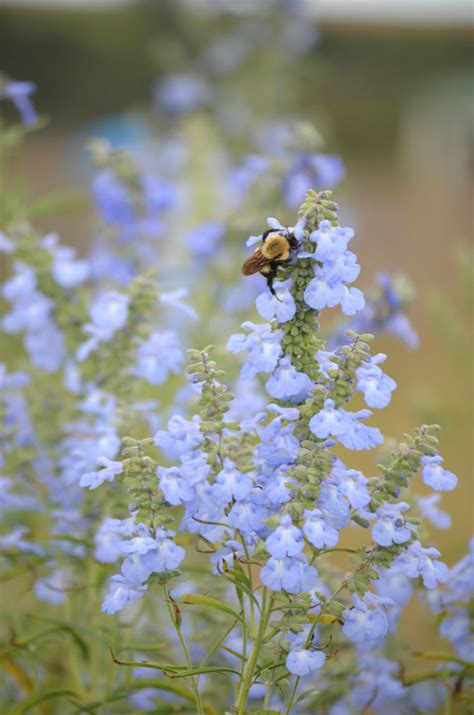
xmin=265 ymin=356 xmax=313 ymax=400
xmin=394 ymin=541 xmax=449 ymax=589
xmin=2 ymin=80 xmax=38 ymax=125
xmin=342 ymin=593 xmax=393 ymax=644
xmin=230 ymin=154 xmax=269 ymax=200
xmin=153 ymin=74 xmax=212 ymax=115
xmin=77 ymin=290 xmax=130 ymax=361
xmin=421 ymin=454 xmax=457 ymax=492
xmin=90 ymin=291 xmax=130 ymax=334
xmin=34 ymin=568 xmax=67 ymax=605
xmin=92 ymin=170 xmax=135 ymax=228
xmin=94 ymin=517 xmax=135 ymax=563
xmin=43 ymin=233 xmax=90 ymax=287
xmin=375 ymin=565 xmax=413 ymax=607
xmin=255 ymin=279 xmax=296 ymax=323
xmin=356 ymin=353 xmax=397 ymax=409
xmin=266 ymin=514 xmax=305 ymax=558
xmin=102 ymin=574 xmax=147 ymax=615
xmin=417 ymin=494 xmax=451 ymax=530
xmin=286 ymin=640 xmax=326 ymax=675
xmin=133 ymin=331 xmax=183 ymax=385
xmin=372 ymin=502 xmax=413 ymax=547
xmin=154 ymin=415 xmax=203 ymax=460
xmin=80 ymin=456 xmax=123 ymax=490
xmin=350 ymin=653 xmax=405 ymax=712
xmin=0 ymin=231 xmax=15 ymax=254
xmin=185 ymin=222 xmax=226 ymax=259
xmin=283 ymin=153 xmax=345 ymax=208
xmin=159 ymin=289 xmax=199 ymax=321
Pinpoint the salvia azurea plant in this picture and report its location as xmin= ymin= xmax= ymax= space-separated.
xmin=87 ymin=192 xmax=470 ymax=713
xmin=1 ymin=79 xmax=472 ymax=715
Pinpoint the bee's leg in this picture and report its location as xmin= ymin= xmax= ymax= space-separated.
xmin=261 ymin=228 xmax=275 ymax=242
xmin=266 ymin=265 xmax=281 ymax=301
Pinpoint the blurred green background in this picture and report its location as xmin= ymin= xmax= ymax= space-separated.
xmin=0 ymin=0 xmax=472 ymax=588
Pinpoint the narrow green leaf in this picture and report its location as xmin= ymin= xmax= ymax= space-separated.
xmin=7 ymin=689 xmax=78 ymax=715
xmin=180 ymin=593 xmax=244 ymax=623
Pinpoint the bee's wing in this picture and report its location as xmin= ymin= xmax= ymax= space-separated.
xmin=241 ymin=248 xmax=270 ymax=275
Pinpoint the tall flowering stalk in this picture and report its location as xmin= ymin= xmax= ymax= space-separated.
xmin=94 ymin=189 xmax=464 ymax=714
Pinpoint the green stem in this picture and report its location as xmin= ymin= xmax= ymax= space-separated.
xmin=234 ymin=588 xmax=273 ymax=714
xmin=285 ymin=583 xmax=345 ymax=714
xmin=162 ymin=586 xmax=204 ymax=715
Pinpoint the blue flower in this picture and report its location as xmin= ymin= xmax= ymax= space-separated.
xmin=309 ymin=399 xmax=351 ymax=439
xmin=92 ymin=170 xmax=135 ymax=228
xmin=43 ymin=236 xmax=90 ymax=287
xmin=321 ymin=251 xmax=360 ymax=284
xmin=342 ymin=593 xmax=393 ymax=644
xmin=134 ymin=331 xmax=183 ymax=385
xmin=211 ymin=540 xmax=245 ymax=574
xmin=228 ymin=499 xmax=268 ymax=535
xmin=375 ymin=565 xmax=413 ymax=607
xmin=90 ymin=291 xmax=130 ymax=335
xmin=266 ymin=514 xmax=305 ymax=558
xmin=303 ymin=508 xmax=339 ymax=548
xmin=153 ymin=73 xmax=212 ymax=115
xmin=211 ymin=458 xmax=253 ymax=505
xmin=159 ymin=289 xmax=199 ymax=321
xmin=394 ymin=541 xmax=449 ymax=589
xmin=317 ymin=480 xmax=350 ymax=530
xmin=260 ymin=553 xmax=317 ymax=594
xmin=121 ymin=529 xmax=185 ymax=575
xmin=335 ymin=467 xmax=370 ymax=509
xmin=101 ymin=574 xmax=146 ymax=615
xmin=24 ymin=321 xmax=65 ymax=372
xmin=80 ymin=456 xmax=123 ymax=490
xmin=256 ymin=423 xmax=299 ymax=467
xmin=283 ymin=153 xmax=344 ymax=208
xmin=310 ymin=220 xmax=354 ymax=262
xmin=95 ymin=517 xmax=135 ymax=563
xmin=157 ymin=466 xmax=195 ymax=506
xmin=417 ymin=494 xmax=451 ymax=530
xmin=303 ymin=273 xmax=344 ymax=311
xmin=2 ymin=81 xmax=38 ymax=125
xmin=286 ymin=640 xmax=326 ymax=675
xmin=265 ymin=356 xmax=313 ymax=400
xmin=356 ymin=354 xmax=397 ymax=409
xmin=227 ymin=321 xmax=283 ymax=379
xmin=255 ymin=280 xmax=296 ymax=323
xmin=185 ymin=222 xmax=226 ymax=259
xmin=34 ymin=568 xmax=67 ymax=605
xmin=154 ymin=415 xmax=203 ymax=459
xmin=421 ymin=455 xmax=457 ymax=492
xmin=372 ymin=502 xmax=413 ymax=547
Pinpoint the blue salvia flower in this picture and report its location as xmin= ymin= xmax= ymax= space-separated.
xmin=356 ymin=353 xmax=397 ymax=409
xmin=394 ymin=541 xmax=449 ymax=589
xmin=285 ymin=637 xmax=326 ymax=675
xmin=371 ymin=502 xmax=414 ymax=547
xmin=417 ymin=494 xmax=452 ymax=529
xmin=420 ymin=454 xmax=458 ymax=491
xmin=133 ymin=331 xmax=184 ymax=385
xmin=342 ymin=593 xmax=393 ymax=644
xmin=1 ymin=80 xmax=38 ymax=125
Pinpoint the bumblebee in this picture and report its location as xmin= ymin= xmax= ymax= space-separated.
xmin=241 ymin=228 xmax=299 ymax=298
